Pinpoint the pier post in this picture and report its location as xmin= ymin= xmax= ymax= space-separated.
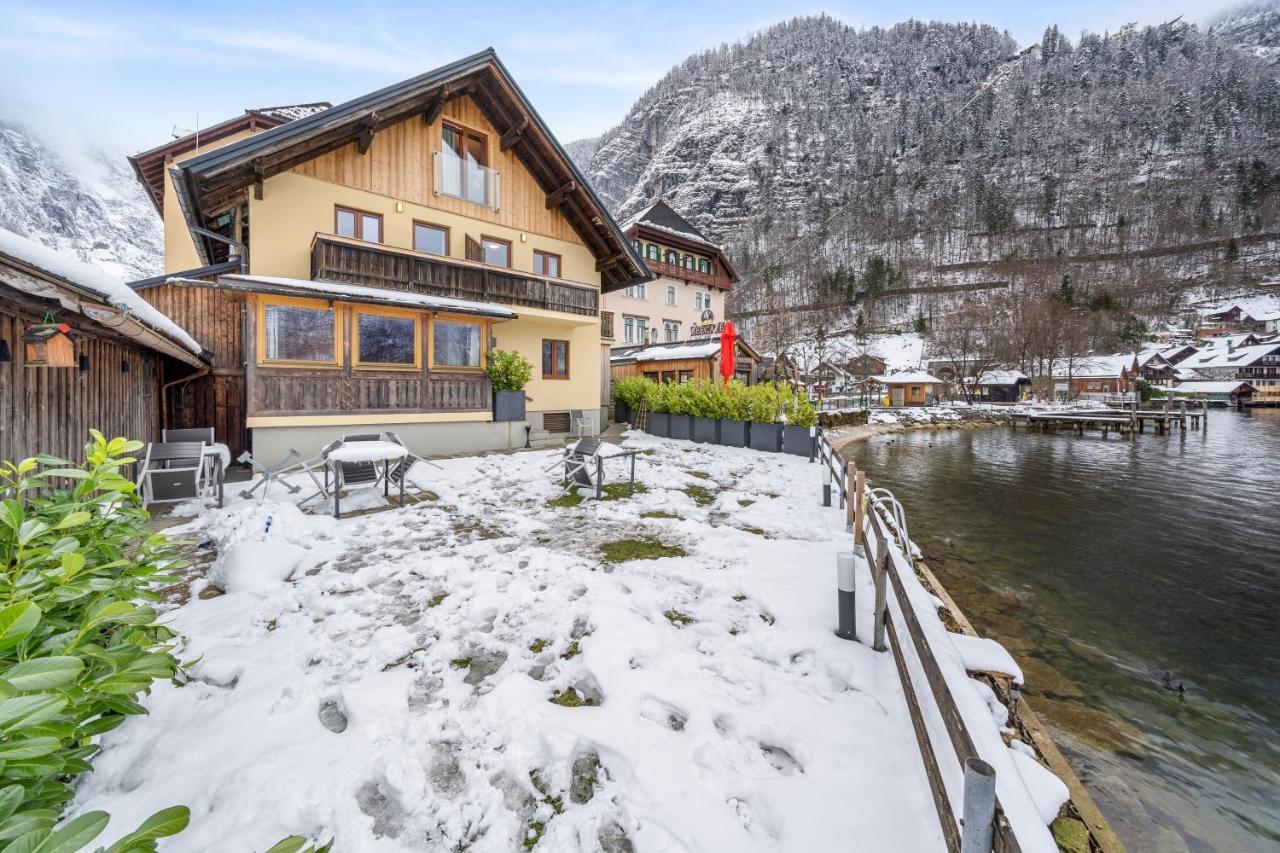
xmin=1203 ymin=398 xmax=1209 ymax=430
xmin=845 ymin=461 xmax=857 ymax=530
xmin=872 ymin=535 xmax=888 ymax=653
xmin=835 ymin=552 xmax=856 ymax=641
xmin=853 ymin=470 xmax=866 ymax=546
xmin=960 ymin=757 xmax=997 ymax=853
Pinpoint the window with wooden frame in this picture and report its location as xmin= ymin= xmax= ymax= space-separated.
xmin=431 ymin=316 xmax=485 ymax=369
xmin=335 ymin=206 xmax=382 ymax=243
xmin=465 ymin=235 xmax=511 ymax=268
xmin=352 ymin=306 xmax=421 ymax=370
xmin=698 ymin=258 xmax=712 ymax=274
xmin=684 ymin=254 xmax=697 ymax=270
xmin=542 ymin=339 xmax=569 ymax=379
xmin=533 ymin=250 xmax=561 ymax=278
xmin=645 ymin=243 xmax=660 ymax=261
xmin=258 ymin=296 xmax=341 ymax=367
xmin=440 ymin=121 xmax=490 ymax=206
xmin=664 ymin=249 xmax=680 ymax=265
xmin=413 ymin=221 xmax=449 ymax=256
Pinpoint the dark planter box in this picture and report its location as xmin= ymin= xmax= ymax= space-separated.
xmin=692 ymin=417 xmax=720 ymax=443
xmin=748 ymin=421 xmax=782 ymax=452
xmin=783 ymin=425 xmax=817 ymax=457
xmin=647 ymin=412 xmax=670 ymax=437
xmin=493 ymin=390 xmax=526 ymax=422
xmin=669 ymin=414 xmax=693 ymax=441
xmin=718 ymin=419 xmax=749 ymax=447
xmin=614 ymin=400 xmax=630 ymax=425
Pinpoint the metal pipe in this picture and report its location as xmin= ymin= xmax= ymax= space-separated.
xmin=160 ymin=366 xmax=210 ymax=431
xmin=960 ymin=757 xmax=997 ymax=853
xmin=189 ymin=225 xmax=249 ymax=273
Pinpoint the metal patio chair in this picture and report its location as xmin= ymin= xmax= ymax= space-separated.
xmin=570 ymin=410 xmax=597 ymax=440
xmin=293 ymin=440 xmax=344 ymax=511
xmin=163 ymin=427 xmax=223 ymax=507
xmin=556 ymin=436 xmax=602 ymax=492
xmin=384 ymin=431 xmax=443 ymax=502
xmin=137 ymin=441 xmax=207 ymax=509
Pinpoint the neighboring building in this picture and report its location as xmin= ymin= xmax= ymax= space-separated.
xmin=869 ymin=372 xmax=947 ymax=407
xmin=1174 ymin=342 xmax=1280 ymax=398
xmin=1050 ymin=354 xmax=1139 ymax=399
xmin=610 ymin=337 xmax=760 ymax=386
xmin=844 ymin=353 xmax=888 ymax=379
xmin=970 ymin=370 xmax=1031 ymax=403
xmin=603 ymin=200 xmax=739 ymax=349
xmin=1201 ymin=296 xmax=1280 ymax=334
xmin=131 ymin=50 xmax=649 ymax=461
xmin=0 ymin=229 xmax=205 ymax=462
xmin=1169 ymin=380 xmax=1257 ymax=407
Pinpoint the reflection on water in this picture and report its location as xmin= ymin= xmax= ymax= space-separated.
xmin=849 ymin=409 xmax=1280 ymax=853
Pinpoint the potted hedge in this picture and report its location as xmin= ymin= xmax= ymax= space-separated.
xmin=664 ymin=381 xmax=693 ymax=440
xmin=689 ymin=380 xmax=723 ymax=443
xmin=485 ymin=349 xmax=532 ymax=422
xmin=746 ymin=383 xmax=784 ymax=452
xmin=782 ymin=393 xmax=819 ymax=456
xmin=716 ymin=379 xmax=750 ymax=447
xmin=612 ymin=377 xmax=650 ymax=427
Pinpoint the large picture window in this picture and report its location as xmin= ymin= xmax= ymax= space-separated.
xmin=432 ymin=318 xmax=484 ymax=368
xmin=354 ymin=309 xmax=419 ymax=369
xmin=542 ymin=339 xmax=569 ymax=379
xmin=260 ymin=298 xmax=339 ymax=366
xmin=413 ymin=222 xmax=449 ymax=256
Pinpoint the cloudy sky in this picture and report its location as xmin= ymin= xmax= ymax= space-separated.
xmin=0 ymin=0 xmax=1238 ymax=158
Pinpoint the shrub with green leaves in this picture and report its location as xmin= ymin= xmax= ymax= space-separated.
xmin=0 ymin=431 xmax=190 ymax=851
xmin=483 ymin=349 xmax=533 ymax=392
xmin=611 ymin=377 xmax=654 ymax=412
xmin=619 ymin=378 xmax=815 ymax=425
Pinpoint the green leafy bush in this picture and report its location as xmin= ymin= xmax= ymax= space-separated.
xmin=0 ymin=431 xmax=190 ymax=851
xmin=483 ymin=350 xmax=533 ymax=392
xmin=611 ymin=377 xmax=654 ymax=411
xmin=620 ymin=378 xmax=813 ymax=425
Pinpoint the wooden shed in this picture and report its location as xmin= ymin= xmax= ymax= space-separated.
xmin=868 ymin=372 xmax=947 ymax=407
xmin=610 ymin=337 xmax=760 ymax=385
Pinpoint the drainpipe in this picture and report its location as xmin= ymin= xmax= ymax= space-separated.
xmin=161 ymin=367 xmax=211 ymax=431
xmin=189 ymin=225 xmax=249 ymax=273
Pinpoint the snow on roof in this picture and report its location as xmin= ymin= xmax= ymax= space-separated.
xmin=216 ymin=274 xmax=516 ymax=318
xmin=620 ymin=199 xmax=713 ymax=246
xmin=1177 ymin=342 xmax=1280 ymax=369
xmin=631 ymin=341 xmax=721 ymax=362
xmin=869 ymin=371 xmax=946 ymax=385
xmin=0 ymin=227 xmax=203 ymax=354
xmin=1049 ymin=353 xmax=1136 ymax=378
xmin=1199 ymin=292 xmax=1280 ymax=322
xmin=1171 ymin=381 xmax=1257 ymax=394
xmin=974 ymin=369 xmax=1029 ymax=385
xmin=250 ymin=103 xmax=331 ymax=122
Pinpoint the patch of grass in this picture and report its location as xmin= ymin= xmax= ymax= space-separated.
xmin=640 ymin=510 xmax=678 ymax=519
xmin=741 ymin=526 xmax=768 ymax=537
xmin=600 ymin=482 xmax=648 ymax=501
xmin=528 ymin=639 xmax=549 ymax=653
xmin=600 ymin=538 xmax=687 ymax=563
xmin=731 ymin=594 xmax=747 ymax=602
xmin=561 ymin=640 xmax=581 ymax=660
xmin=546 ymin=490 xmax=584 ymax=509
xmin=450 ymin=657 xmax=472 ymax=669
xmin=759 ymin=613 xmax=775 ymax=626
xmin=738 ymin=498 xmax=755 ymax=507
xmin=550 ymin=687 xmax=598 ymax=707
xmin=524 ymin=821 xmax=546 ymax=850
xmin=683 ymin=485 xmax=717 ymax=506
xmin=689 ymin=470 xmax=711 ymax=480
xmin=664 ymin=610 xmax=695 ymax=627
xmin=529 ymin=770 xmax=565 ymax=815
xmin=428 ymin=593 xmax=448 ymax=608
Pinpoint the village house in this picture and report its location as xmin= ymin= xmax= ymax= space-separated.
xmin=609 ymin=336 xmax=760 ymax=386
xmin=1050 ymin=354 xmax=1138 ymax=399
xmin=1201 ymin=296 xmax=1280 ymax=335
xmin=969 ymin=369 xmax=1032 ymax=403
xmin=127 ymin=50 xmax=649 ymax=462
xmin=869 ymin=372 xmax=947 ymax=407
xmin=602 ymin=199 xmax=739 ymax=348
xmin=0 ymin=230 xmax=205 ymax=462
xmin=1174 ymin=340 xmax=1280 ymax=405
xmin=844 ymin=353 xmax=888 ymax=379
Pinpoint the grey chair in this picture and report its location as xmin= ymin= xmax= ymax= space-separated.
xmin=559 ymin=436 xmax=602 ymax=491
xmin=138 ymin=442 xmax=207 ymax=509
xmin=384 ymin=432 xmax=442 ymax=502
xmin=570 ymin=410 xmax=597 ymax=439
xmin=163 ymin=427 xmax=222 ymax=506
xmin=335 ymin=434 xmax=383 ymax=489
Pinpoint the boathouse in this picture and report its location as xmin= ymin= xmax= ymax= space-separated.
xmin=868 ymin=372 xmax=947 ymax=407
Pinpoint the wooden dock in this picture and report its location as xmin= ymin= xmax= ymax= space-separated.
xmin=1012 ymin=401 xmax=1207 ymax=436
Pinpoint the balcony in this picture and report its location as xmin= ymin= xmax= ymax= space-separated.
xmin=311 ymin=234 xmax=599 ymax=317
xmin=433 ymin=150 xmax=501 ymax=210
xmin=645 ymin=258 xmax=719 ymax=288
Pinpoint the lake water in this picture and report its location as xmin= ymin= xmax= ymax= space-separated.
xmin=847 ymin=409 xmax=1280 ymax=852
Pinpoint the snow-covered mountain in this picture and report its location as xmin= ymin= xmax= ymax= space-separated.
xmin=1210 ymin=0 xmax=1280 ymax=62
xmin=571 ymin=15 xmax=1280 ymax=340
xmin=0 ymin=121 xmax=161 ymax=282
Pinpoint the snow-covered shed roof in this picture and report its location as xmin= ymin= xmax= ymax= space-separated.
xmin=1049 ymin=353 xmax=1136 ymax=379
xmin=869 ymin=372 xmax=946 ymax=385
xmin=1177 ymin=343 xmax=1280 ymax=370
xmin=0 ymin=228 xmax=204 ymax=360
xmin=214 ymin=274 xmax=516 ymax=319
xmin=974 ymin=369 xmax=1030 ymax=386
xmin=1171 ymin=381 xmax=1258 ymax=394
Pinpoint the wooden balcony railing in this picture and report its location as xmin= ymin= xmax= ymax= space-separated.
xmin=312 ymin=234 xmax=600 ymax=317
xmin=645 ymin=258 xmax=720 ymax=288
xmin=601 ymin=311 xmax=615 ymax=339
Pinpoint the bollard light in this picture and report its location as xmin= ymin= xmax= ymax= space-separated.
xmin=822 ymin=466 xmax=832 ymax=507
xmin=835 ymin=551 xmax=857 ymax=641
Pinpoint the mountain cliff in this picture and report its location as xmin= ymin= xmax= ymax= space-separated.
xmin=0 ymin=122 xmax=161 ymax=282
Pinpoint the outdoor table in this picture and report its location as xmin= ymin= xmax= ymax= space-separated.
xmin=325 ymin=441 xmax=408 ymax=517
xmin=592 ymin=446 xmax=642 ymax=500
xmin=202 ymin=443 xmax=229 ymax=507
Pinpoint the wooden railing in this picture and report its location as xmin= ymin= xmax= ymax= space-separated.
xmin=312 ymin=234 xmax=600 ymax=317
xmin=249 ymin=370 xmax=488 ymax=416
xmin=644 ymin=257 xmax=721 ymax=288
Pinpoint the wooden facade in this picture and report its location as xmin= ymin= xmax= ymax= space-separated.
xmin=311 ymin=234 xmax=598 ymax=316
xmin=0 ymin=303 xmax=165 ymax=464
xmin=611 ymin=340 xmax=760 ymax=385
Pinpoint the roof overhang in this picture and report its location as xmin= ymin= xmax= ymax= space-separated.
xmin=626 ymin=222 xmax=741 ymax=284
xmin=211 ymin=273 xmax=516 ymax=320
xmin=170 ymin=49 xmax=650 ymax=291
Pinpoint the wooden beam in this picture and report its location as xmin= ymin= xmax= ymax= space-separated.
xmin=595 ymin=252 xmax=625 ymax=273
xmin=423 ymin=89 xmax=448 ymax=126
xmin=356 ymin=113 xmax=378 ymax=155
xmin=545 ymin=180 xmax=577 ymax=209
xmin=252 ymin=162 xmax=264 ymax=200
xmin=499 ymin=115 xmax=529 ymax=152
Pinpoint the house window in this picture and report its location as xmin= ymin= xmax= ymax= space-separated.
xmin=542 ymin=339 xmax=569 ymax=379
xmin=694 ymin=291 xmax=712 ymax=311
xmin=646 ymin=243 xmax=660 ymax=261
xmin=353 ymin=308 xmax=419 ymax=369
xmin=623 ymin=316 xmax=647 ymax=344
xmin=679 ymin=370 xmax=693 ymax=383
xmin=481 ymin=236 xmax=511 ymax=268
xmin=666 ymin=284 xmax=677 ymax=305
xmin=533 ymin=250 xmax=561 ymax=278
xmin=624 ymin=283 xmax=647 ymax=300
xmin=335 ymin=206 xmax=382 ymax=243
xmin=432 ymin=317 xmax=484 ymax=368
xmin=698 ymin=258 xmax=711 ymax=274
xmin=664 ymin=249 xmax=680 ymax=265
xmin=259 ymin=297 xmax=339 ymax=366
xmin=684 ymin=254 xmax=696 ymax=270
xmin=413 ymin=222 xmax=449 ymax=256
xmin=440 ymin=122 xmax=489 ymax=205
xmin=633 ymin=239 xmax=643 ymax=255
xmin=663 ymin=320 xmax=680 ymax=342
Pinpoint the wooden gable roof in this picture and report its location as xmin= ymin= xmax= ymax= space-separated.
xmin=169 ymin=49 xmax=650 ymax=291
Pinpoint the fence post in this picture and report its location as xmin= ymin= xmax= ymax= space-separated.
xmin=835 ymin=551 xmax=856 ymax=641
xmin=822 ymin=466 xmax=832 ymax=507
xmin=872 ymin=533 xmax=888 ymax=653
xmin=960 ymin=757 xmax=997 ymax=853
xmin=845 ymin=461 xmax=857 ymax=530
xmin=853 ymin=470 xmax=866 ymax=549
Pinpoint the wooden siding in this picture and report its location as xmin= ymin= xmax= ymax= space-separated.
xmin=0 ymin=304 xmax=163 ymax=464
xmin=139 ymin=283 xmax=249 ymax=460
xmin=292 ymin=95 xmax=579 ymax=243
xmin=312 ymin=235 xmax=599 ymax=316
xmin=244 ymin=294 xmax=489 ymax=417
xmin=610 ymin=348 xmax=760 ymax=385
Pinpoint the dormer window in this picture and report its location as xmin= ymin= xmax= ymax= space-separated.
xmin=698 ymin=258 xmax=711 ymax=274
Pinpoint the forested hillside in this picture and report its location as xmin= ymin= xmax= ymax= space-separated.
xmin=573 ymin=11 xmax=1280 ymax=359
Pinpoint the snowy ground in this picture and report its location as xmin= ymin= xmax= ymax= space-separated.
xmin=71 ymin=433 xmax=948 ymax=852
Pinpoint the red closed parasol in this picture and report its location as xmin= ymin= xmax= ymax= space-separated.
xmin=719 ymin=321 xmax=737 ymax=383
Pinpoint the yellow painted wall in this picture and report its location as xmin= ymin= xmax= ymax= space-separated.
xmin=248 ymin=171 xmax=601 ymax=286
xmin=162 ymin=128 xmax=259 ymax=274
xmin=492 ymin=315 xmax=601 ymax=411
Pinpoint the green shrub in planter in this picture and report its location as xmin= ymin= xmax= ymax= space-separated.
xmin=483 ymin=349 xmax=533 ymax=392
xmin=0 ymin=431 xmax=193 ymax=850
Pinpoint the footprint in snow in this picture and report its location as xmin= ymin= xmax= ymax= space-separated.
xmin=639 ymin=696 xmax=688 ymax=732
